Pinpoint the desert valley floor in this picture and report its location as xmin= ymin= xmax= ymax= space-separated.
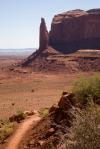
xmin=0 ymin=55 xmax=99 ymax=119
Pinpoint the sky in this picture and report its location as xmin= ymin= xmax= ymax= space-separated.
xmin=0 ymin=0 xmax=100 ymax=49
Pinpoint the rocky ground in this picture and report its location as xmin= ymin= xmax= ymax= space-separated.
xmin=22 ymin=48 xmax=100 ymax=73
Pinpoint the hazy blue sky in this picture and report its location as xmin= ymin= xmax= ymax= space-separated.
xmin=0 ymin=0 xmax=99 ymax=49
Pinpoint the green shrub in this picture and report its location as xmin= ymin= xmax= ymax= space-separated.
xmin=66 ymin=106 xmax=100 ymax=149
xmin=72 ymin=74 xmax=100 ymax=105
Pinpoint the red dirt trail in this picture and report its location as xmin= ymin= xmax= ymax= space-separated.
xmin=5 ymin=113 xmax=41 ymax=149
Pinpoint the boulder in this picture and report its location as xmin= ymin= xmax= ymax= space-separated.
xmin=58 ymin=92 xmax=75 ymax=110
xmin=51 ymin=93 xmax=76 ymax=127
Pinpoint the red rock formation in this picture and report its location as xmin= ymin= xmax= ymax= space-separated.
xmin=39 ymin=18 xmax=49 ymax=50
xmin=21 ymin=9 xmax=100 ymax=72
xmin=49 ymin=9 xmax=100 ymax=53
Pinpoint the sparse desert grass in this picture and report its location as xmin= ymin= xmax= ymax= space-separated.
xmin=66 ymin=106 xmax=100 ymax=149
xmin=0 ymin=109 xmax=31 ymax=143
xmin=72 ymin=74 xmax=100 ymax=105
xmin=38 ymin=108 xmax=49 ymax=117
xmin=0 ymin=119 xmax=13 ymax=143
xmin=57 ymin=74 xmax=100 ymax=149
xmin=9 ymin=110 xmax=27 ymax=123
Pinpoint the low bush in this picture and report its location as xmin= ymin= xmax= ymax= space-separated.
xmin=66 ymin=106 xmax=100 ymax=149
xmin=9 ymin=110 xmax=26 ymax=123
xmin=72 ymin=74 xmax=100 ymax=105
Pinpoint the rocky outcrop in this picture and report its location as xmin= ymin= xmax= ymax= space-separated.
xmin=49 ymin=9 xmax=100 ymax=53
xmin=50 ymin=92 xmax=76 ymax=128
xmin=19 ymin=90 xmax=100 ymax=149
xmin=19 ymin=92 xmax=77 ymax=149
xmin=39 ymin=18 xmax=49 ymax=50
xmin=20 ymin=9 xmax=100 ymax=73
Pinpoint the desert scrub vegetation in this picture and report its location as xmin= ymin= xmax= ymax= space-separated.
xmin=0 ymin=119 xmax=13 ymax=143
xmin=72 ymin=74 xmax=100 ymax=105
xmin=0 ymin=110 xmax=31 ymax=143
xmin=38 ymin=108 xmax=49 ymax=117
xmin=66 ymin=106 xmax=100 ymax=149
xmin=9 ymin=110 xmax=27 ymax=123
xmin=58 ymin=75 xmax=100 ymax=149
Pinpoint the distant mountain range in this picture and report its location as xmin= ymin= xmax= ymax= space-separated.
xmin=0 ymin=48 xmax=36 ymax=56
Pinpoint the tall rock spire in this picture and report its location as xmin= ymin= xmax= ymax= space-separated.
xmin=39 ymin=18 xmax=49 ymax=50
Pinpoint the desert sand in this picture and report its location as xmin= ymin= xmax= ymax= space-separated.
xmin=0 ymin=55 xmax=97 ymax=119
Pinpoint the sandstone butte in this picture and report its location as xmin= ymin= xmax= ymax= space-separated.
xmin=41 ymin=9 xmax=100 ymax=53
xmin=22 ymin=9 xmax=100 ymax=72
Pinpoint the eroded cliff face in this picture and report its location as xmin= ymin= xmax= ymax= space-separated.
xmin=49 ymin=9 xmax=100 ymax=53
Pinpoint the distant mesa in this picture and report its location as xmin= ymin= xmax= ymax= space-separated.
xmin=21 ymin=9 xmax=100 ymax=72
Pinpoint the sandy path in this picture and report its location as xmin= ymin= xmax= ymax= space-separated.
xmin=5 ymin=113 xmax=41 ymax=149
